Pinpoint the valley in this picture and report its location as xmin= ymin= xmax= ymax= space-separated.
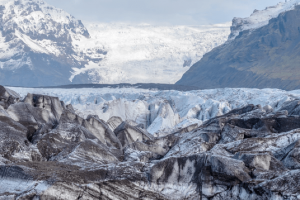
xmin=1 ymin=0 xmax=300 ymax=199
xmin=0 ymin=0 xmax=230 ymax=86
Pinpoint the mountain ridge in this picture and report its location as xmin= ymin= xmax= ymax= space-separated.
xmin=177 ymin=0 xmax=300 ymax=90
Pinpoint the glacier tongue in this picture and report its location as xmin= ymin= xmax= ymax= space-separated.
xmin=81 ymin=23 xmax=230 ymax=84
xmin=8 ymin=87 xmax=300 ymax=135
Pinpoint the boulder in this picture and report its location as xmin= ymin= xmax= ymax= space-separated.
xmin=218 ymin=124 xmax=245 ymax=144
xmin=228 ymin=116 xmax=300 ymax=134
xmin=174 ymin=123 xmax=199 ymax=134
xmin=66 ymin=104 xmax=75 ymax=112
xmin=0 ymin=105 xmax=10 ymax=117
xmin=23 ymin=93 xmax=65 ymax=120
xmin=276 ymin=140 xmax=300 ymax=169
xmin=7 ymin=102 xmax=57 ymax=130
xmin=278 ymin=100 xmax=300 ymax=116
xmin=225 ymin=104 xmax=256 ymax=116
xmin=0 ymin=116 xmax=43 ymax=162
xmin=149 ymin=155 xmax=201 ymax=199
xmin=165 ymin=119 xmax=223 ymax=158
xmin=85 ymin=115 xmax=122 ymax=150
xmin=124 ymin=134 xmax=179 ymax=162
xmin=209 ymin=155 xmax=251 ymax=183
xmin=233 ymin=152 xmax=272 ymax=171
xmin=51 ymin=139 xmax=119 ymax=167
xmin=107 ymin=116 xmax=123 ymax=131
xmin=0 ymin=86 xmax=20 ymax=109
xmin=58 ymin=110 xmax=123 ymax=156
xmin=263 ymin=105 xmax=273 ymax=113
xmin=114 ymin=121 xmax=154 ymax=148
xmin=36 ymin=110 xmax=123 ymax=162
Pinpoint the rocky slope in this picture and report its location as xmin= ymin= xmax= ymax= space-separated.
xmin=177 ymin=0 xmax=300 ymax=90
xmin=0 ymin=0 xmax=230 ymax=87
xmin=2 ymin=86 xmax=300 ymax=199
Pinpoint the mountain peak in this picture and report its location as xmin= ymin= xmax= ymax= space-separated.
xmin=229 ymin=0 xmax=300 ymax=40
xmin=0 ymin=0 xmax=102 ymax=87
xmin=177 ymin=0 xmax=300 ymax=90
xmin=1 ymin=0 xmax=89 ymax=39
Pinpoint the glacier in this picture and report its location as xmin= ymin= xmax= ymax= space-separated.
xmin=9 ymin=86 xmax=300 ymax=136
xmin=2 ymin=86 xmax=300 ymax=199
xmin=82 ymin=23 xmax=230 ymax=84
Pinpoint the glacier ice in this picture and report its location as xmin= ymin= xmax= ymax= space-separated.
xmin=8 ymin=86 xmax=300 ymax=135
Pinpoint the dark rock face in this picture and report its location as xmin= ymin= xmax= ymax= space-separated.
xmin=3 ymin=86 xmax=300 ymax=199
xmin=177 ymin=6 xmax=300 ymax=90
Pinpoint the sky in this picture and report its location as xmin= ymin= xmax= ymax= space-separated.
xmin=46 ymin=0 xmax=283 ymax=25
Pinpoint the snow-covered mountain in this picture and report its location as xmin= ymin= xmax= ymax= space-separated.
xmin=0 ymin=0 xmax=106 ymax=86
xmin=177 ymin=0 xmax=300 ymax=90
xmin=229 ymin=0 xmax=300 ymax=40
xmin=0 ymin=0 xmax=230 ymax=87
xmin=9 ymin=86 xmax=300 ymax=136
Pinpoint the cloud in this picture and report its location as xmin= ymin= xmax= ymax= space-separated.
xmin=46 ymin=0 xmax=282 ymax=25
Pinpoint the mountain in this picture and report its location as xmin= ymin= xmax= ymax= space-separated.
xmin=177 ymin=0 xmax=300 ymax=90
xmin=3 ymin=85 xmax=300 ymax=198
xmin=0 ymin=0 xmax=106 ymax=87
xmin=0 ymin=0 xmax=230 ymax=87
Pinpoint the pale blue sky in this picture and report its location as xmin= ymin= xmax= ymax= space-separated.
xmin=46 ymin=0 xmax=283 ymax=25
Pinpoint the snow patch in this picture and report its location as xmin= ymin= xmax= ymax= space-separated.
xmin=15 ymin=30 xmax=49 ymax=54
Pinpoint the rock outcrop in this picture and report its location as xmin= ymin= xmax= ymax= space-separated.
xmin=2 ymin=86 xmax=300 ymax=199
